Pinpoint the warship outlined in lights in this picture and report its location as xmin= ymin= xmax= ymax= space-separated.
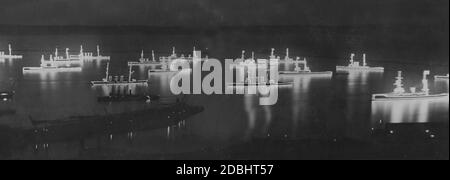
xmin=22 ymin=49 xmax=83 ymax=73
xmin=434 ymin=74 xmax=449 ymax=80
xmin=279 ymin=57 xmax=333 ymax=77
xmin=0 ymin=44 xmax=23 ymax=59
xmin=229 ymin=49 xmax=292 ymax=87
xmin=336 ymin=53 xmax=384 ymax=72
xmin=127 ymin=50 xmax=162 ymax=66
xmin=90 ymin=62 xmax=148 ymax=86
xmin=80 ymin=45 xmax=110 ymax=61
xmin=372 ymin=70 xmax=449 ymax=101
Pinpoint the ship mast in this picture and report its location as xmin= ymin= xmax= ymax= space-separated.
xmin=8 ymin=44 xmax=12 ymax=55
xmin=241 ymin=50 xmax=245 ymax=60
xmin=65 ymin=48 xmax=69 ymax=59
xmin=128 ymin=65 xmax=133 ymax=82
xmin=80 ymin=45 xmax=83 ymax=56
xmin=97 ymin=45 xmax=100 ymax=57
xmin=105 ymin=61 xmax=110 ymax=81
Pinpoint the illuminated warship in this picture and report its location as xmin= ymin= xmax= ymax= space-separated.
xmin=128 ymin=50 xmax=162 ymax=66
xmin=372 ymin=70 xmax=449 ymax=101
xmin=434 ymin=74 xmax=449 ymax=80
xmin=229 ymin=53 xmax=292 ymax=87
xmin=279 ymin=57 xmax=333 ymax=77
xmin=0 ymin=44 xmax=23 ymax=59
xmin=336 ymin=53 xmax=384 ymax=72
xmin=80 ymin=45 xmax=110 ymax=61
xmin=90 ymin=62 xmax=148 ymax=86
xmin=22 ymin=50 xmax=82 ymax=73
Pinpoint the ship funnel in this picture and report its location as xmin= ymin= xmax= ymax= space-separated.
xmin=422 ymin=70 xmax=430 ymax=94
xmin=152 ymin=50 xmax=155 ymax=61
xmin=8 ymin=44 xmax=11 ymax=55
xmin=97 ymin=45 xmax=100 ymax=56
xmin=286 ymin=48 xmax=289 ymax=59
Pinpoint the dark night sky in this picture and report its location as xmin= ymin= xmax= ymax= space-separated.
xmin=0 ymin=0 xmax=448 ymax=27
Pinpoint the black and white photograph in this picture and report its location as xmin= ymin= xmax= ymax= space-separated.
xmin=0 ymin=0 xmax=448 ymax=164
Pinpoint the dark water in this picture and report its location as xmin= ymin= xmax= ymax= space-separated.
xmin=0 ymin=26 xmax=448 ymax=159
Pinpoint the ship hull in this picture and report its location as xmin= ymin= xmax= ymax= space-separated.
xmin=227 ymin=81 xmax=293 ymax=87
xmin=82 ymin=56 xmax=110 ymax=61
xmin=90 ymin=80 xmax=148 ymax=86
xmin=279 ymin=71 xmax=333 ymax=77
xmin=128 ymin=61 xmax=163 ymax=66
xmin=0 ymin=55 xmax=23 ymax=59
xmin=434 ymin=75 xmax=449 ymax=80
xmin=336 ymin=66 xmax=384 ymax=72
xmin=22 ymin=66 xmax=82 ymax=73
xmin=372 ymin=93 xmax=449 ymax=101
xmin=97 ymin=95 xmax=159 ymax=102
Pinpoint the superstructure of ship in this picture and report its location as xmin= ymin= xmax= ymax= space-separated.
xmin=90 ymin=61 xmax=148 ymax=86
xmin=336 ymin=53 xmax=384 ymax=72
xmin=0 ymin=44 xmax=23 ymax=59
xmin=372 ymin=70 xmax=449 ymax=101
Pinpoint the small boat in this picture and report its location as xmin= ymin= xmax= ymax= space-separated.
xmin=434 ymin=74 xmax=449 ymax=80
xmin=336 ymin=53 xmax=384 ymax=72
xmin=372 ymin=71 xmax=449 ymax=101
xmin=0 ymin=44 xmax=23 ymax=59
xmin=0 ymin=91 xmax=14 ymax=101
xmin=128 ymin=50 xmax=162 ymax=66
xmin=279 ymin=57 xmax=333 ymax=77
xmin=91 ymin=62 xmax=148 ymax=86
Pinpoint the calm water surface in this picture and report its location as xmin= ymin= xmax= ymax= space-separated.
xmin=0 ymin=27 xmax=448 ymax=159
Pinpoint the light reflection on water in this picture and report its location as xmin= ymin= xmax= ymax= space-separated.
xmin=0 ymin=32 xmax=448 ymax=159
xmin=371 ymin=99 xmax=449 ymax=125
